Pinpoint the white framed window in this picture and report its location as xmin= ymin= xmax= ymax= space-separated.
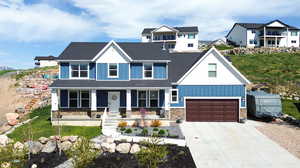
xmin=69 ymin=91 xmax=78 ymax=108
xmin=138 ymin=90 xmax=147 ymax=107
xmin=291 ymin=40 xmax=297 ymax=43
xmin=80 ymin=90 xmax=90 ymax=108
xmin=208 ymin=63 xmax=217 ymax=77
xmin=143 ymin=63 xmax=153 ymax=79
xmin=149 ymin=90 xmax=159 ymax=107
xmin=108 ymin=63 xmax=118 ymax=78
xmin=188 ymin=33 xmax=195 ymax=39
xmin=291 ymin=31 xmax=298 ymax=36
xmin=171 ymin=89 xmax=178 ymax=103
xmin=188 ymin=43 xmax=193 ymax=47
xmin=71 ymin=64 xmax=88 ymax=78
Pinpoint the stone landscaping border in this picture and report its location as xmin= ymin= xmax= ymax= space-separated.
xmin=3 ymin=116 xmax=39 ymax=135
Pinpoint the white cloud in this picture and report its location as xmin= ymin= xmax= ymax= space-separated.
xmin=70 ymin=0 xmax=300 ymax=40
xmin=0 ymin=0 xmax=99 ymax=42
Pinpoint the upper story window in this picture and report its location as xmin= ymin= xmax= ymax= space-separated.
xmin=171 ymin=89 xmax=178 ymax=103
xmin=188 ymin=33 xmax=195 ymax=39
xmin=208 ymin=63 xmax=217 ymax=78
xmin=188 ymin=43 xmax=194 ymax=47
xmin=291 ymin=31 xmax=298 ymax=36
xmin=251 ymin=29 xmax=256 ymax=34
xmin=249 ymin=40 xmax=257 ymax=44
xmin=178 ymin=34 xmax=183 ymax=38
xmin=146 ymin=35 xmax=151 ymax=39
xmin=108 ymin=63 xmax=118 ymax=78
xmin=71 ymin=64 xmax=88 ymax=78
xmin=291 ymin=40 xmax=297 ymax=43
xmin=167 ymin=43 xmax=175 ymax=49
xmin=143 ymin=63 xmax=153 ymax=79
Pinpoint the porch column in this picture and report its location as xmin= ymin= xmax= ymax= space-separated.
xmin=164 ymin=88 xmax=170 ymax=110
xmin=91 ymin=89 xmax=97 ymax=111
xmin=51 ymin=89 xmax=58 ymax=111
xmin=264 ymin=26 xmax=266 ymax=47
xmin=126 ymin=89 xmax=131 ymax=117
xmin=275 ymin=37 xmax=277 ymax=48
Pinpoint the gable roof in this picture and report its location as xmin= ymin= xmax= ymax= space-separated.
xmin=57 ymin=42 xmax=170 ymax=61
xmin=34 ymin=55 xmax=57 ymax=61
xmin=142 ymin=26 xmax=198 ymax=34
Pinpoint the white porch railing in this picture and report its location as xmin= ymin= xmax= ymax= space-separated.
xmin=101 ymin=107 xmax=108 ymax=128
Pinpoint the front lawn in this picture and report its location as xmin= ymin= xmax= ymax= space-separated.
xmin=282 ymin=99 xmax=300 ymax=120
xmin=8 ymin=106 xmax=101 ymax=142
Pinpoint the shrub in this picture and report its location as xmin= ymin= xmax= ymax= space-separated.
xmin=66 ymin=137 xmax=100 ymax=168
xmin=150 ymin=120 xmax=162 ymax=127
xmin=153 ymin=128 xmax=159 ymax=131
xmin=158 ymin=129 xmax=166 ymax=136
xmin=118 ymin=121 xmax=127 ymax=128
xmin=125 ymin=128 xmax=132 ymax=134
xmin=0 ymin=143 xmax=28 ymax=168
xmin=135 ymin=137 xmax=168 ymax=168
xmin=141 ymin=128 xmax=148 ymax=136
xmin=120 ymin=127 xmax=126 ymax=132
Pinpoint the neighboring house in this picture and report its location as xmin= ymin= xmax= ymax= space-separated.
xmin=141 ymin=25 xmax=199 ymax=52
xmin=199 ymin=40 xmax=212 ymax=48
xmin=226 ymin=20 xmax=300 ymax=48
xmin=210 ymin=39 xmax=227 ymax=46
xmin=50 ymin=40 xmax=250 ymax=126
xmin=34 ymin=56 xmax=58 ymax=68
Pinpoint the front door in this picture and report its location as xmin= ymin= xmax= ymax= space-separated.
xmin=108 ymin=92 xmax=120 ymax=113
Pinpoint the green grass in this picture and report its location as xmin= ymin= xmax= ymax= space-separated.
xmin=282 ymin=99 xmax=300 ymax=120
xmin=214 ymin=44 xmax=234 ymax=50
xmin=0 ymin=70 xmax=14 ymax=76
xmin=14 ymin=66 xmax=58 ymax=80
xmin=231 ymin=52 xmax=300 ymax=86
xmin=7 ymin=106 xmax=101 ymax=142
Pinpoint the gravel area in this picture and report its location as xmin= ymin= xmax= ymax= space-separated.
xmin=256 ymin=121 xmax=300 ymax=159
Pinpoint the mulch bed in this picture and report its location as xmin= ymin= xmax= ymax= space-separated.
xmin=87 ymin=145 xmax=196 ymax=168
xmin=25 ymin=150 xmax=68 ymax=168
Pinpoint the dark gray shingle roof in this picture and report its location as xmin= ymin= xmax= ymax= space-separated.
xmin=142 ymin=26 xmax=198 ymax=34
xmin=34 ymin=56 xmax=57 ymax=60
xmin=236 ymin=20 xmax=299 ymax=30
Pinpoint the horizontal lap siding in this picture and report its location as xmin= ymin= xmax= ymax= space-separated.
xmin=171 ymin=85 xmax=246 ymax=107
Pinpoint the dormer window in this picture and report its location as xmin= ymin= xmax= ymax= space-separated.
xmin=143 ymin=63 xmax=153 ymax=79
xmin=108 ymin=63 xmax=118 ymax=78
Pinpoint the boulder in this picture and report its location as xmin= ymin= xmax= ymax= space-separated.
xmin=6 ymin=113 xmax=19 ymax=121
xmin=38 ymin=137 xmax=49 ymax=144
xmin=31 ymin=164 xmax=37 ymax=168
xmin=116 ymin=143 xmax=131 ymax=153
xmin=14 ymin=141 xmax=24 ymax=150
xmin=61 ymin=136 xmax=70 ymax=142
xmin=101 ymin=142 xmax=116 ymax=153
xmin=92 ymin=143 xmax=102 ymax=150
xmin=68 ymin=136 xmax=78 ymax=143
xmin=59 ymin=141 xmax=72 ymax=151
xmin=8 ymin=119 xmax=18 ymax=126
xmin=1 ymin=162 xmax=11 ymax=168
xmin=130 ymin=144 xmax=140 ymax=154
xmin=42 ymin=140 xmax=56 ymax=153
xmin=103 ymin=136 xmax=114 ymax=144
xmin=0 ymin=135 xmax=9 ymax=146
xmin=25 ymin=141 xmax=43 ymax=154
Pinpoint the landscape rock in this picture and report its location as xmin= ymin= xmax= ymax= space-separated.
xmin=8 ymin=119 xmax=18 ymax=126
xmin=104 ymin=136 xmax=114 ymax=144
xmin=101 ymin=142 xmax=116 ymax=153
xmin=59 ymin=141 xmax=72 ymax=151
xmin=130 ymin=144 xmax=140 ymax=154
xmin=38 ymin=137 xmax=49 ymax=144
xmin=1 ymin=162 xmax=11 ymax=168
xmin=25 ymin=141 xmax=43 ymax=154
xmin=116 ymin=143 xmax=131 ymax=153
xmin=61 ymin=136 xmax=70 ymax=142
xmin=31 ymin=164 xmax=37 ymax=168
xmin=0 ymin=135 xmax=9 ymax=146
xmin=42 ymin=140 xmax=56 ymax=153
xmin=68 ymin=136 xmax=78 ymax=143
xmin=92 ymin=143 xmax=102 ymax=150
xmin=14 ymin=141 xmax=24 ymax=150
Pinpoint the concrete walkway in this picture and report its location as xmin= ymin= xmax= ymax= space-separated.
xmin=180 ymin=122 xmax=300 ymax=168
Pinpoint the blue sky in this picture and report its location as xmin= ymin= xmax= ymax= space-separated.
xmin=1 ymin=0 xmax=300 ymax=69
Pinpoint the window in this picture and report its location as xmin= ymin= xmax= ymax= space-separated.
xmin=146 ymin=35 xmax=151 ymax=39
xmin=188 ymin=33 xmax=195 ymax=39
xmin=171 ymin=89 xmax=178 ymax=103
xmin=69 ymin=91 xmax=78 ymax=108
xmin=291 ymin=31 xmax=298 ymax=36
xmin=81 ymin=91 xmax=90 ymax=108
xmin=208 ymin=63 xmax=217 ymax=77
xmin=249 ymin=40 xmax=254 ymax=44
xmin=108 ymin=63 xmax=118 ymax=78
xmin=188 ymin=43 xmax=193 ymax=47
xmin=138 ymin=91 xmax=147 ymax=107
xmin=149 ymin=91 xmax=159 ymax=107
xmin=178 ymin=34 xmax=183 ymax=38
xmin=143 ymin=63 xmax=153 ymax=78
xmin=167 ymin=43 xmax=175 ymax=49
xmin=291 ymin=40 xmax=297 ymax=43
xmin=71 ymin=64 xmax=88 ymax=78
xmin=251 ymin=29 xmax=256 ymax=34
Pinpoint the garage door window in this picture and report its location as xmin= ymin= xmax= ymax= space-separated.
xmin=208 ymin=63 xmax=217 ymax=77
xmin=171 ymin=89 xmax=178 ymax=103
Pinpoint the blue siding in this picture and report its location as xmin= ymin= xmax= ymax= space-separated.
xmin=154 ymin=63 xmax=167 ymax=79
xmin=171 ymin=85 xmax=246 ymax=107
xmin=60 ymin=90 xmax=68 ymax=107
xmin=89 ymin=63 xmax=96 ymax=79
xmin=159 ymin=90 xmax=165 ymax=107
xmin=97 ymin=90 xmax=108 ymax=107
xmin=130 ymin=63 xmax=143 ymax=79
xmin=97 ymin=63 xmax=129 ymax=80
xmin=60 ymin=63 xmax=69 ymax=79
xmin=131 ymin=90 xmax=137 ymax=107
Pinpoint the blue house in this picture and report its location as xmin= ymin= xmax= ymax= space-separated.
xmin=50 ymin=40 xmax=250 ymax=125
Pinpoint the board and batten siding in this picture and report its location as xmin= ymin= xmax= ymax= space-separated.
xmin=60 ymin=63 xmax=69 ymax=79
xmin=96 ymin=63 xmax=129 ymax=80
xmin=171 ymin=85 xmax=246 ymax=107
xmin=130 ymin=63 xmax=167 ymax=79
xmin=130 ymin=63 xmax=143 ymax=79
xmin=89 ymin=63 xmax=96 ymax=79
xmin=154 ymin=63 xmax=167 ymax=79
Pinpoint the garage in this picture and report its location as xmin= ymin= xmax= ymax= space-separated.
xmin=186 ymin=99 xmax=239 ymax=122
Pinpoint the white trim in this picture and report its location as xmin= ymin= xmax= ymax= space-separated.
xmin=69 ymin=63 xmax=89 ymax=79
xmin=107 ymin=63 xmax=119 ymax=78
xmin=170 ymin=89 xmax=179 ymax=103
xmin=132 ymin=60 xmax=171 ymax=63
xmin=143 ymin=63 xmax=154 ymax=79
xmin=51 ymin=87 xmax=171 ymax=89
xmin=176 ymin=47 xmax=251 ymax=85
xmin=92 ymin=40 xmax=133 ymax=62
xmin=57 ymin=60 xmax=91 ymax=62
xmin=151 ymin=25 xmax=179 ymax=33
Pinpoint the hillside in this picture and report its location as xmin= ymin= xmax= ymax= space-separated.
xmin=230 ymin=52 xmax=300 ymax=96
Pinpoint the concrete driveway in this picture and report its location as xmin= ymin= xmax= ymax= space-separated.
xmin=180 ymin=122 xmax=300 ymax=168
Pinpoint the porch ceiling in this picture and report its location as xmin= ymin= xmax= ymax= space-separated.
xmin=50 ymin=79 xmax=171 ymax=88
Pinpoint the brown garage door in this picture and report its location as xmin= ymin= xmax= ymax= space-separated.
xmin=186 ymin=99 xmax=239 ymax=122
